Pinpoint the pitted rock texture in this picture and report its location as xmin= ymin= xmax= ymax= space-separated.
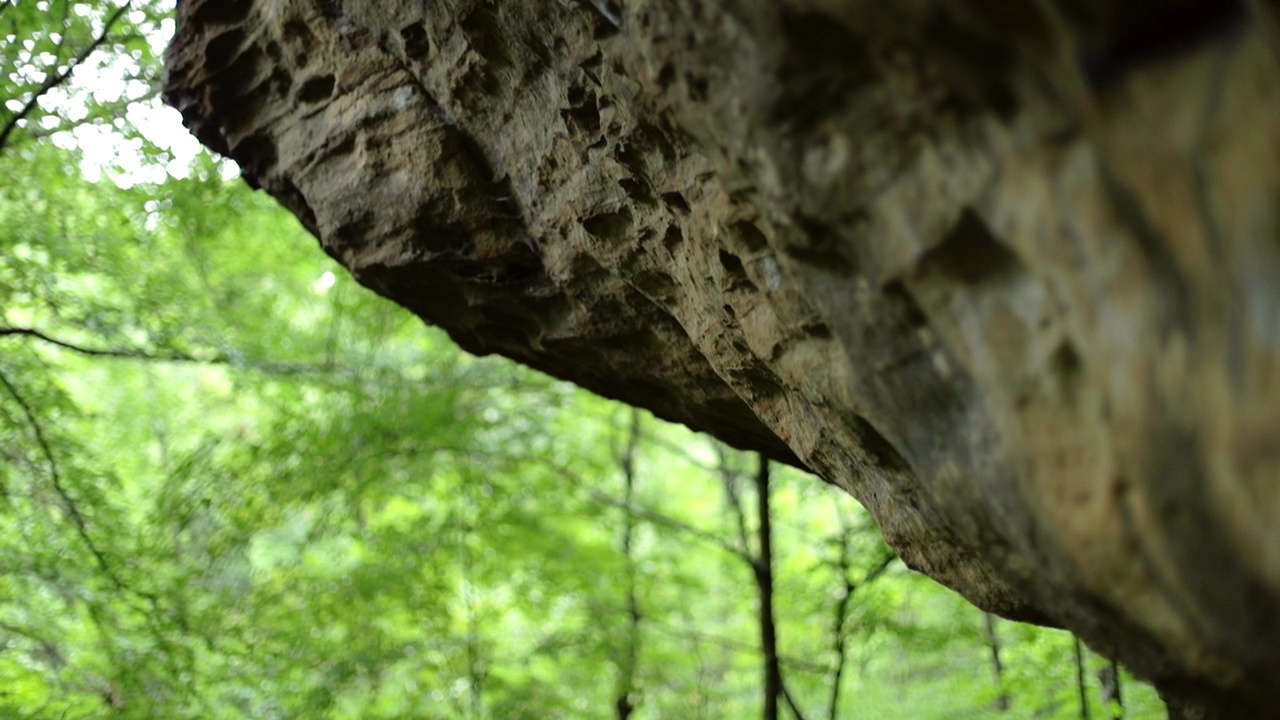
xmin=165 ymin=1 xmax=1280 ymax=716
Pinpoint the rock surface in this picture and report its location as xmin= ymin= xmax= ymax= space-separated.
xmin=164 ymin=1 xmax=1280 ymax=715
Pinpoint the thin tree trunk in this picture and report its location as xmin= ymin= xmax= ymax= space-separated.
xmin=753 ymin=456 xmax=811 ymax=720
xmin=983 ymin=612 xmax=1010 ymax=712
xmin=826 ymin=530 xmax=895 ymax=720
xmin=1098 ymin=660 xmax=1124 ymax=720
xmin=826 ymin=511 xmax=855 ymax=720
xmin=1075 ymin=636 xmax=1092 ymax=719
xmin=460 ymin=480 xmax=485 ymax=720
xmin=754 ymin=456 xmax=782 ymax=720
xmin=717 ymin=450 xmax=808 ymax=720
xmin=614 ymin=409 xmax=643 ymax=720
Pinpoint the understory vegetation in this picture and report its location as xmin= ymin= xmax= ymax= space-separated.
xmin=0 ymin=2 xmax=1168 ymax=718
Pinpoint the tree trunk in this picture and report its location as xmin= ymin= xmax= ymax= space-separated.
xmin=984 ymin=612 xmax=1011 ymax=712
xmin=718 ymin=452 xmax=808 ymax=720
xmin=1076 ymin=636 xmax=1092 ymax=720
xmin=1099 ymin=660 xmax=1124 ymax=720
xmin=826 ymin=527 xmax=894 ymax=720
xmin=164 ymin=1 xmax=1280 ymax=715
xmin=753 ymin=457 xmax=782 ymax=720
xmin=614 ymin=409 xmax=642 ymax=720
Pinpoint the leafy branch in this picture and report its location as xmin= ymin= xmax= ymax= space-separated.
xmin=586 ymin=488 xmax=751 ymax=562
xmin=0 ymin=368 xmax=121 ymax=589
xmin=640 ymin=614 xmax=835 ymax=676
xmin=0 ymin=326 xmax=334 ymax=376
xmin=21 ymin=86 xmax=162 ymax=143
xmin=0 ymin=620 xmax=64 ymax=668
xmin=827 ymin=516 xmax=897 ymax=720
xmin=0 ymin=0 xmax=133 ymax=154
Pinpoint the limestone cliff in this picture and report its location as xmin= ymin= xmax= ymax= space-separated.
xmin=164 ymin=1 xmax=1280 ymax=716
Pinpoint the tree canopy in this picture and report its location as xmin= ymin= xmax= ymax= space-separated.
xmin=0 ymin=2 xmax=1170 ymax=718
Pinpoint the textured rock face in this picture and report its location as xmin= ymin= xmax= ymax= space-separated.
xmin=164 ymin=1 xmax=1280 ymax=715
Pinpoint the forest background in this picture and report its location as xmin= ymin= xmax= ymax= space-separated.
xmin=0 ymin=2 xmax=1169 ymax=718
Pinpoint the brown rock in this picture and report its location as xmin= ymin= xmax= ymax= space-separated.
xmin=164 ymin=1 xmax=1280 ymax=715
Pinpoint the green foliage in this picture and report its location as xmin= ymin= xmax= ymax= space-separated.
xmin=0 ymin=2 xmax=1171 ymax=718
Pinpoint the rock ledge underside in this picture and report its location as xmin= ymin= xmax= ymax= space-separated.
xmin=165 ymin=1 xmax=1280 ymax=715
